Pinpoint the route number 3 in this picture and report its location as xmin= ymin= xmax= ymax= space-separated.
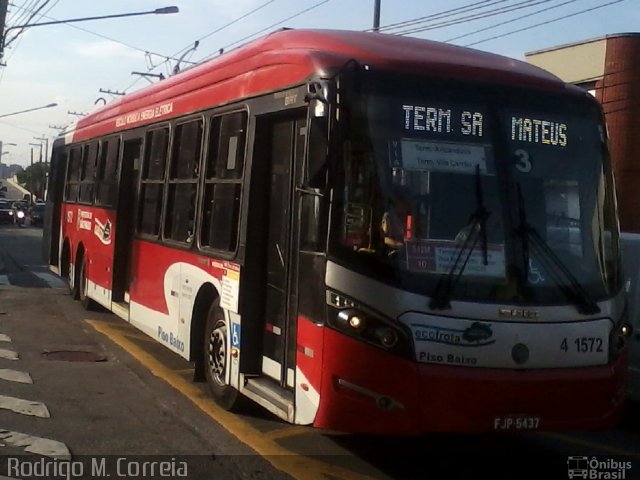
xmin=514 ymin=149 xmax=532 ymax=173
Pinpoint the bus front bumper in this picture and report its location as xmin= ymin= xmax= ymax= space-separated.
xmin=313 ymin=329 xmax=627 ymax=434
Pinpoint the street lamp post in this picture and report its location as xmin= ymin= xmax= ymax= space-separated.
xmin=0 ymin=7 xmax=179 ymax=60
xmin=0 ymin=142 xmax=16 ymax=179
xmin=0 ymin=103 xmax=57 ymax=119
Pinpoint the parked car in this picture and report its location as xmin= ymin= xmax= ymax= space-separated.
xmin=29 ymin=202 xmax=45 ymax=227
xmin=0 ymin=200 xmax=12 ymax=224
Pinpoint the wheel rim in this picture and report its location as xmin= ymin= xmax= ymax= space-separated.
xmin=67 ymin=260 xmax=73 ymax=291
xmin=80 ymin=261 xmax=87 ymax=300
xmin=208 ymin=322 xmax=227 ymax=387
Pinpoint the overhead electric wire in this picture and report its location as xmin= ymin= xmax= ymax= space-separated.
xmin=445 ymin=0 xmax=581 ymax=43
xmin=8 ymin=0 xmax=40 ymax=26
xmin=463 ymin=0 xmax=627 ymax=46
xmin=185 ymin=0 xmax=278 ymax=49
xmin=196 ymin=0 xmax=332 ymax=64
xmin=0 ymin=0 xmax=57 ymax=87
xmin=120 ymin=0 xmax=282 ymax=94
xmin=392 ymin=0 xmax=559 ymax=36
xmin=375 ymin=0 xmax=511 ymax=33
xmin=0 ymin=120 xmax=47 ymax=135
xmin=4 ymin=0 xmax=51 ymax=48
xmin=142 ymin=0 xmax=279 ymax=77
xmin=123 ymin=0 xmax=331 ymax=95
xmin=8 ymin=0 xmax=39 ymax=26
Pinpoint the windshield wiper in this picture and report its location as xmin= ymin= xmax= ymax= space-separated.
xmin=430 ymin=165 xmax=490 ymax=310
xmin=514 ymin=184 xmax=600 ymax=315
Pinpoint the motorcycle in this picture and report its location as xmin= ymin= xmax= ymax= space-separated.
xmin=14 ymin=209 xmax=25 ymax=227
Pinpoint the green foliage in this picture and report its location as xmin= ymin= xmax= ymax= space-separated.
xmin=16 ymin=163 xmax=48 ymax=199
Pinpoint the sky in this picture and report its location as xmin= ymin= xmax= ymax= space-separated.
xmin=0 ymin=0 xmax=638 ymax=167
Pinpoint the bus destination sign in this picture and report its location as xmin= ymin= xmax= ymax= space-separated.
xmin=401 ymin=103 xmax=569 ymax=148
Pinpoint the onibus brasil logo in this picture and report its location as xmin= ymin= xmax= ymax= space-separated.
xmin=567 ymin=456 xmax=632 ymax=479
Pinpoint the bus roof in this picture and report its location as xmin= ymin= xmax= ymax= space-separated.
xmin=71 ymin=29 xmax=572 ymax=142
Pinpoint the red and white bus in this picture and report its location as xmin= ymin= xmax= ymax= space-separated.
xmin=44 ymin=29 xmax=631 ymax=434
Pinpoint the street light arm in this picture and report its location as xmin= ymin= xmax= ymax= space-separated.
xmin=3 ymin=6 xmax=179 ymax=33
xmin=0 ymin=103 xmax=57 ymax=119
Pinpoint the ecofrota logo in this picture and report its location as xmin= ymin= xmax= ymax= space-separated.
xmin=412 ymin=322 xmax=495 ymax=347
xmin=567 ymin=456 xmax=632 ymax=479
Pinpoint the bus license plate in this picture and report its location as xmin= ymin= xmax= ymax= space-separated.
xmin=493 ymin=415 xmax=541 ymax=430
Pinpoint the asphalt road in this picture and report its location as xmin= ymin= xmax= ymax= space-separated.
xmin=0 ymin=223 xmax=289 ymax=480
xmin=0 ymin=223 xmax=639 ymax=480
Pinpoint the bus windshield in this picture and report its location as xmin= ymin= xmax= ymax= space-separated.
xmin=330 ymin=74 xmax=620 ymax=306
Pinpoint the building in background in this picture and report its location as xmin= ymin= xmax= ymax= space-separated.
xmin=0 ymin=163 xmax=23 ymax=179
xmin=526 ymin=33 xmax=640 ymax=232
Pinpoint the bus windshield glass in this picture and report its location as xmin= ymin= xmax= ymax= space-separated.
xmin=330 ymin=74 xmax=620 ymax=305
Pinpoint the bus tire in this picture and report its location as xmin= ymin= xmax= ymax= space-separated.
xmin=204 ymin=302 xmax=244 ymax=411
xmin=67 ymin=253 xmax=79 ymax=300
xmin=78 ymin=256 xmax=97 ymax=311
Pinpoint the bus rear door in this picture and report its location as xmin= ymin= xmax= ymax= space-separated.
xmin=112 ymin=138 xmax=142 ymax=306
xmin=44 ymin=143 xmax=67 ymax=271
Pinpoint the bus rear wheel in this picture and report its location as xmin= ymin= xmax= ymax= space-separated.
xmin=66 ymin=254 xmax=79 ymax=300
xmin=78 ymin=256 xmax=96 ymax=311
xmin=204 ymin=302 xmax=243 ymax=411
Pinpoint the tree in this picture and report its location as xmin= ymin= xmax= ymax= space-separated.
xmin=16 ymin=162 xmax=48 ymax=200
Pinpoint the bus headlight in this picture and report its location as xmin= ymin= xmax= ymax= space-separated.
xmin=329 ymin=304 xmax=412 ymax=358
xmin=337 ymin=310 xmax=365 ymax=330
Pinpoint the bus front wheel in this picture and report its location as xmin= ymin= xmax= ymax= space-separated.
xmin=204 ymin=302 xmax=244 ymax=411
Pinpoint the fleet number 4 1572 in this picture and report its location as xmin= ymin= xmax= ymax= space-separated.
xmin=560 ymin=337 xmax=603 ymax=353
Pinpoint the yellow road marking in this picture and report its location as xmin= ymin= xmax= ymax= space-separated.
xmin=263 ymin=426 xmax=310 ymax=441
xmin=87 ymin=319 xmax=373 ymax=480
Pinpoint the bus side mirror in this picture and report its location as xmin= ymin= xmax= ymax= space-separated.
xmin=298 ymin=187 xmax=329 ymax=253
xmin=306 ymin=80 xmax=335 ymax=118
xmin=305 ymin=115 xmax=329 ymax=190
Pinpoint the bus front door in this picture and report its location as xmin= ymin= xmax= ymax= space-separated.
xmin=260 ymin=114 xmax=306 ymax=390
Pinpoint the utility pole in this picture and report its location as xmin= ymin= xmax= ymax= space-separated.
xmin=373 ymin=0 xmax=381 ymax=32
xmin=33 ymin=135 xmax=48 ymax=162
xmin=0 ymin=0 xmax=8 ymax=65
xmin=29 ymin=146 xmax=34 ymax=200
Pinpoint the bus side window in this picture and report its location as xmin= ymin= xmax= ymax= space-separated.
xmin=78 ymin=142 xmax=98 ymax=204
xmin=138 ymin=127 xmax=169 ymax=237
xmin=95 ymin=137 xmax=120 ymax=208
xmin=64 ymin=147 xmax=82 ymax=203
xmin=165 ymin=119 xmax=202 ymax=244
xmin=201 ymin=111 xmax=247 ymax=252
